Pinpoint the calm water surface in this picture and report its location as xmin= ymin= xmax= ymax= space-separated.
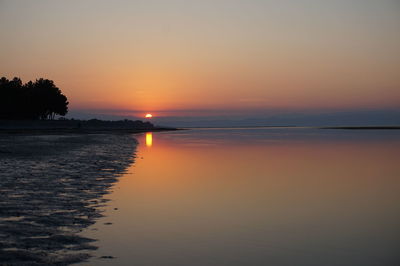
xmin=81 ymin=128 xmax=400 ymax=266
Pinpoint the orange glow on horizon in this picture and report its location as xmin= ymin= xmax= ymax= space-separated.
xmin=2 ymin=1 xmax=399 ymax=112
xmin=145 ymin=113 xmax=153 ymax=118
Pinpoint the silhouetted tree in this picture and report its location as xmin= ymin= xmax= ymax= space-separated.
xmin=0 ymin=77 xmax=69 ymax=120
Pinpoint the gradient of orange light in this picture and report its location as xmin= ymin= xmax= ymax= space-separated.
xmin=1 ymin=1 xmax=399 ymax=113
xmin=114 ymin=134 xmax=400 ymax=225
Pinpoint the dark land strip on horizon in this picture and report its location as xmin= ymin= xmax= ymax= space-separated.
xmin=0 ymin=119 xmax=180 ymax=134
xmin=320 ymin=126 xmax=400 ymax=130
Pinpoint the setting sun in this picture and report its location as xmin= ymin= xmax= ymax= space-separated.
xmin=145 ymin=113 xmax=153 ymax=118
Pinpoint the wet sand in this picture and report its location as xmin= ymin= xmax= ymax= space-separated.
xmin=0 ymin=133 xmax=137 ymax=265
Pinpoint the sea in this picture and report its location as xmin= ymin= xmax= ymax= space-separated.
xmin=80 ymin=127 xmax=400 ymax=266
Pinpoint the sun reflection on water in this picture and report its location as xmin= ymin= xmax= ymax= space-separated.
xmin=146 ymin=132 xmax=153 ymax=147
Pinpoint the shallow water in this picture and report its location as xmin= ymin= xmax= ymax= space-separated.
xmin=80 ymin=127 xmax=400 ymax=266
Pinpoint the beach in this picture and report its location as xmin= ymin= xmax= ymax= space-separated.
xmin=0 ymin=133 xmax=137 ymax=264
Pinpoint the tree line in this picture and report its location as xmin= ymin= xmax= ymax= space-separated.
xmin=0 ymin=77 xmax=69 ymax=120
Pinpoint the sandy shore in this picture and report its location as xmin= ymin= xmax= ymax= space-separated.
xmin=0 ymin=133 xmax=137 ymax=265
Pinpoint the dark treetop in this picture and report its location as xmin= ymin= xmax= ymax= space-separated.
xmin=0 ymin=77 xmax=69 ymax=120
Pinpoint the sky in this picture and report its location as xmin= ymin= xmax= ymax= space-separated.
xmin=1 ymin=0 xmax=399 ymax=125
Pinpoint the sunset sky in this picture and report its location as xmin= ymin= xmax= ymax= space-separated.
xmin=1 ymin=0 xmax=399 ymax=123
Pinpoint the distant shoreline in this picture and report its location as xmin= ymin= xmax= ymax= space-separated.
xmin=1 ymin=120 xmax=399 ymax=134
xmin=320 ymin=126 xmax=400 ymax=130
xmin=0 ymin=119 xmax=180 ymax=134
xmin=0 ymin=127 xmax=181 ymax=135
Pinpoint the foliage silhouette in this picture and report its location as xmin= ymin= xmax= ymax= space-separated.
xmin=0 ymin=77 xmax=68 ymax=120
